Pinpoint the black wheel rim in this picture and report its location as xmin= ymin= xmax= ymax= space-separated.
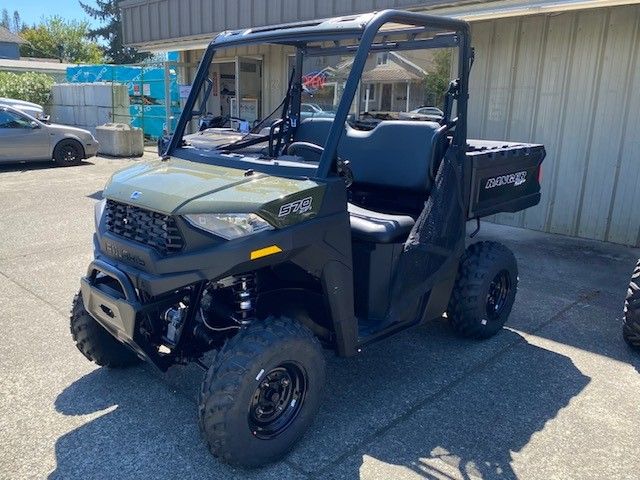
xmin=248 ymin=362 xmax=307 ymax=439
xmin=62 ymin=145 xmax=78 ymax=163
xmin=486 ymin=270 xmax=511 ymax=320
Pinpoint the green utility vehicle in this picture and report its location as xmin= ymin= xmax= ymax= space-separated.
xmin=71 ymin=10 xmax=545 ymax=467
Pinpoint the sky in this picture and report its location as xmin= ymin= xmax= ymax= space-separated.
xmin=2 ymin=0 xmax=99 ymax=27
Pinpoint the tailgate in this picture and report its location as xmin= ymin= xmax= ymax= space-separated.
xmin=466 ymin=140 xmax=545 ymax=219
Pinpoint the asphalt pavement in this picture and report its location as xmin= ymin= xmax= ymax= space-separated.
xmin=0 ymin=156 xmax=638 ymax=479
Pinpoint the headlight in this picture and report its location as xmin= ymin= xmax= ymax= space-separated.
xmin=95 ymin=198 xmax=106 ymax=228
xmin=184 ymin=213 xmax=273 ymax=240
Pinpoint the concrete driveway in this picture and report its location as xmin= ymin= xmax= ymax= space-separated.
xmin=0 ymin=157 xmax=638 ymax=480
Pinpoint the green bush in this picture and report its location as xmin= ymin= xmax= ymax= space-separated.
xmin=0 ymin=71 xmax=55 ymax=106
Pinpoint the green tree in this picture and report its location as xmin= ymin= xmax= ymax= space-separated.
xmin=79 ymin=0 xmax=150 ymax=64
xmin=424 ymin=49 xmax=453 ymax=107
xmin=20 ymin=16 xmax=104 ymax=64
xmin=0 ymin=9 xmax=21 ymax=32
xmin=1 ymin=9 xmax=10 ymax=30
xmin=13 ymin=11 xmax=22 ymax=33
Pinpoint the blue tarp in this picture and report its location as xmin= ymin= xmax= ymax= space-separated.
xmin=66 ymin=62 xmax=181 ymax=139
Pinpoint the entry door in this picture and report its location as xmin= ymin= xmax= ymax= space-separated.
xmin=0 ymin=109 xmax=50 ymax=162
xmin=236 ymin=57 xmax=263 ymax=124
xmin=380 ymin=84 xmax=392 ymax=111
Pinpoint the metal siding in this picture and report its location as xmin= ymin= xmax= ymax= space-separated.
xmin=601 ymin=7 xmax=640 ymax=246
xmin=119 ymin=0 xmax=466 ymax=45
xmin=470 ymin=6 xmax=640 ymax=246
xmin=213 ymin=0 xmax=227 ymax=31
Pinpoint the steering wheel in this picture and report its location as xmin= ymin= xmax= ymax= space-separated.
xmin=287 ymin=141 xmax=324 ymax=162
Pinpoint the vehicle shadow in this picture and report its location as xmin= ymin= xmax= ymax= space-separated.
xmin=292 ymin=322 xmax=590 ymax=479
xmin=49 ymin=322 xmax=590 ymax=479
xmin=0 ymin=160 xmax=94 ymax=173
xmin=316 ymin=323 xmax=591 ymax=479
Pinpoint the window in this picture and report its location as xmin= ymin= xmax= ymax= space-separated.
xmin=366 ymin=84 xmax=376 ymax=101
xmin=376 ymin=52 xmax=389 ymax=65
xmin=0 ymin=110 xmax=32 ymax=129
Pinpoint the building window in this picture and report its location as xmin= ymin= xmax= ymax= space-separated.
xmin=367 ymin=84 xmax=376 ymax=101
xmin=377 ymin=52 xmax=389 ymax=65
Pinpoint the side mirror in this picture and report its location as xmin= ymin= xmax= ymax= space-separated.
xmin=30 ymin=121 xmax=39 ymax=129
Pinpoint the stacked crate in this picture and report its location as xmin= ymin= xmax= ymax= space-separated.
xmin=49 ymin=83 xmax=130 ymax=134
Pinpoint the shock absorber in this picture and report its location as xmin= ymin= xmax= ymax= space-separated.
xmin=232 ymin=274 xmax=257 ymax=325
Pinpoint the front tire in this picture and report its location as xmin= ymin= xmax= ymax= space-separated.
xmin=623 ymin=260 xmax=640 ymax=350
xmin=70 ymin=292 xmax=140 ymax=368
xmin=53 ymin=139 xmax=84 ymax=166
xmin=447 ymin=241 xmax=518 ymax=339
xmin=199 ymin=316 xmax=325 ymax=467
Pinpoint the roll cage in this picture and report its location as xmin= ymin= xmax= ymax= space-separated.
xmin=168 ymin=9 xmax=472 ymax=179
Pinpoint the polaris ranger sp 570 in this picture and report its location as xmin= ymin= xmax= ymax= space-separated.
xmin=71 ymin=10 xmax=545 ymax=467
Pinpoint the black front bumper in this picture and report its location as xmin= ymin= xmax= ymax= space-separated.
xmin=81 ymin=260 xmax=140 ymax=341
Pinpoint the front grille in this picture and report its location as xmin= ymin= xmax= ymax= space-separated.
xmin=104 ymin=200 xmax=184 ymax=255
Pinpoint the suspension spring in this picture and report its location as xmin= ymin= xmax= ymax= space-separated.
xmin=232 ymin=274 xmax=257 ymax=325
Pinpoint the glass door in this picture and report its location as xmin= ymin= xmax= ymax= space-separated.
xmin=236 ymin=57 xmax=263 ymax=125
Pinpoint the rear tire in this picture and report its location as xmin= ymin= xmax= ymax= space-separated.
xmin=447 ymin=241 xmax=518 ymax=339
xmin=70 ymin=291 xmax=140 ymax=368
xmin=623 ymin=260 xmax=640 ymax=350
xmin=199 ymin=316 xmax=325 ymax=467
xmin=53 ymin=139 xmax=84 ymax=166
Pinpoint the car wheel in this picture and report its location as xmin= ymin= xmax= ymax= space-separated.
xmin=53 ymin=139 xmax=84 ymax=166
xmin=623 ymin=260 xmax=640 ymax=350
xmin=447 ymin=241 xmax=519 ymax=339
xmin=199 ymin=316 xmax=325 ymax=467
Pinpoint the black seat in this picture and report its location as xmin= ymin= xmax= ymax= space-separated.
xmin=294 ymin=118 xmax=444 ymax=194
xmin=348 ymin=203 xmax=415 ymax=243
xmin=294 ymin=118 xmax=445 ymax=243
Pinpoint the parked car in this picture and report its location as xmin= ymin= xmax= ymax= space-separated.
xmin=300 ymin=102 xmax=336 ymax=120
xmin=399 ymin=106 xmax=444 ymax=121
xmin=0 ymin=97 xmax=49 ymax=122
xmin=0 ymin=105 xmax=98 ymax=165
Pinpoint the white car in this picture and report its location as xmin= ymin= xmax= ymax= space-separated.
xmin=0 ymin=97 xmax=49 ymax=122
xmin=0 ymin=105 xmax=99 ymax=165
xmin=398 ymin=106 xmax=444 ymax=122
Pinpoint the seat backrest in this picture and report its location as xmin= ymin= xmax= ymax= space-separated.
xmin=294 ymin=118 xmax=443 ymax=194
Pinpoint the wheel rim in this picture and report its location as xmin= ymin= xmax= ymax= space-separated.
xmin=486 ymin=270 xmax=511 ymax=320
xmin=62 ymin=145 xmax=78 ymax=162
xmin=248 ymin=362 xmax=307 ymax=439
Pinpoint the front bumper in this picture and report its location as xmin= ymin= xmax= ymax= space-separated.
xmin=80 ymin=259 xmax=140 ymax=343
xmin=84 ymin=142 xmax=99 ymax=158
xmin=80 ymin=259 xmax=195 ymax=370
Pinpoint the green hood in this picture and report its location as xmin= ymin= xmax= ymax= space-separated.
xmin=103 ymin=157 xmax=321 ymax=215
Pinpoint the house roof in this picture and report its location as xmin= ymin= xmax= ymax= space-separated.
xmin=336 ymin=51 xmax=429 ymax=83
xmin=0 ymin=26 xmax=26 ymax=45
xmin=0 ymin=58 xmax=74 ymax=74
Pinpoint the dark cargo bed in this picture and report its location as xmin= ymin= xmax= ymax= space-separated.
xmin=465 ymin=139 xmax=545 ymax=219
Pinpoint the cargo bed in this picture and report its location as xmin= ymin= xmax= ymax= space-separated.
xmin=465 ymin=139 xmax=545 ymax=219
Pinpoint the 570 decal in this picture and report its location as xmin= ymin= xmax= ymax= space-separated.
xmin=278 ymin=196 xmax=313 ymax=217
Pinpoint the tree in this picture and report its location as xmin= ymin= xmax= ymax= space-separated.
xmin=1 ymin=9 xmax=10 ymax=30
xmin=424 ymin=49 xmax=453 ymax=107
xmin=13 ymin=11 xmax=22 ymax=33
xmin=20 ymin=16 xmax=104 ymax=64
xmin=0 ymin=9 xmax=21 ymax=33
xmin=79 ymin=0 xmax=150 ymax=64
